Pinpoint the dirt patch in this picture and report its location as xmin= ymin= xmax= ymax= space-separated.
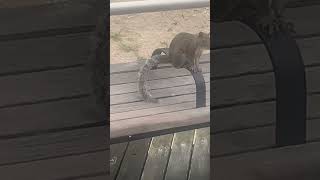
xmin=111 ymin=7 xmax=210 ymax=64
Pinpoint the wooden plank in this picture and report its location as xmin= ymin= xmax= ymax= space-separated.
xmin=110 ymin=91 xmax=209 ymax=114
xmin=111 ymin=82 xmax=209 ymax=105
xmin=0 ymin=126 xmax=108 ymax=166
xmin=110 ymin=142 xmax=128 ymax=180
xmin=0 ymin=96 xmax=104 ymax=136
xmin=212 ymin=126 xmax=275 ymax=157
xmin=212 ymin=141 xmax=320 ymax=180
xmin=0 ymin=32 xmax=92 ymax=75
xmin=116 ymin=138 xmax=151 ymax=180
xmin=212 ymin=94 xmax=320 ymax=133
xmin=212 ymin=118 xmax=320 ymax=157
xmin=188 ymin=127 xmax=210 ymax=180
xmin=0 ymin=0 xmax=100 ymax=36
xmin=110 ymin=57 xmax=210 ymax=85
xmin=213 ymin=5 xmax=320 ymax=48
xmin=165 ymin=130 xmax=194 ymax=180
xmin=213 ymin=72 xmax=275 ymax=108
xmin=111 ymin=71 xmax=209 ymax=95
xmin=110 ymin=53 xmax=210 ymax=74
xmin=111 ymin=97 xmax=210 ymax=121
xmin=0 ymin=66 xmax=92 ymax=108
xmin=213 ymin=37 xmax=320 ymax=79
xmin=141 ymin=134 xmax=173 ymax=180
xmin=111 ymin=107 xmax=209 ymax=139
xmin=212 ymin=101 xmax=275 ymax=133
xmin=213 ymin=67 xmax=320 ymax=108
xmin=0 ymin=150 xmax=108 ymax=180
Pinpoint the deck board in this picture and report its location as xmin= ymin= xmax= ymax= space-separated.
xmin=165 ymin=130 xmax=195 ymax=180
xmin=111 ymin=82 xmax=210 ymax=105
xmin=0 ymin=0 xmax=100 ymax=37
xmin=110 ymin=142 xmax=128 ymax=180
xmin=111 ymin=72 xmax=209 ymax=95
xmin=0 ymin=32 xmax=92 ymax=75
xmin=212 ymin=141 xmax=320 ymax=180
xmin=141 ymin=134 xmax=173 ymax=180
xmin=213 ymin=5 xmax=320 ymax=49
xmin=188 ymin=128 xmax=210 ymax=180
xmin=0 ymin=66 xmax=92 ymax=107
xmin=116 ymin=139 xmax=151 ymax=180
xmin=111 ymin=128 xmax=210 ymax=180
xmin=0 ymin=126 xmax=108 ymax=166
xmin=0 ymin=150 xmax=108 ymax=180
xmin=212 ymin=118 xmax=320 ymax=157
xmin=0 ymin=96 xmax=104 ymax=136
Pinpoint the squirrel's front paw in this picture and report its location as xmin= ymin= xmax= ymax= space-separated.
xmin=187 ymin=66 xmax=202 ymax=73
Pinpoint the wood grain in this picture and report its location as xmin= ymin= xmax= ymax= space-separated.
xmin=212 ymin=141 xmax=320 ymax=180
xmin=165 ymin=130 xmax=194 ymax=180
xmin=0 ymin=150 xmax=108 ymax=180
xmin=141 ymin=134 xmax=173 ymax=180
xmin=188 ymin=128 xmax=210 ymax=180
xmin=116 ymin=138 xmax=151 ymax=180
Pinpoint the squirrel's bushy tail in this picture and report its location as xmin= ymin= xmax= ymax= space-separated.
xmin=138 ymin=54 xmax=162 ymax=103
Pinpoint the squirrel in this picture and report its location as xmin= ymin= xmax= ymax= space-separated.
xmin=213 ymin=0 xmax=294 ymax=35
xmin=138 ymin=32 xmax=210 ymax=103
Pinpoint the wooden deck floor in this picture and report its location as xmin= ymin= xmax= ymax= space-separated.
xmin=110 ymin=127 xmax=210 ymax=180
xmin=110 ymin=54 xmax=210 ymax=141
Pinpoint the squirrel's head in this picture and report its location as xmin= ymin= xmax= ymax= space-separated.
xmin=197 ymin=32 xmax=210 ymax=49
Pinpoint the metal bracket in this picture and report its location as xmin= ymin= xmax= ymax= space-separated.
xmin=241 ymin=19 xmax=307 ymax=147
xmin=152 ymin=48 xmax=206 ymax=108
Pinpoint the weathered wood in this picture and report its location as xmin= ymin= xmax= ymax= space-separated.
xmin=141 ymin=134 xmax=173 ymax=180
xmin=116 ymin=138 xmax=151 ymax=180
xmin=111 ymin=97 xmax=210 ymax=121
xmin=111 ymin=72 xmax=209 ymax=95
xmin=111 ymin=91 xmax=209 ymax=114
xmin=111 ymin=107 xmax=209 ymax=139
xmin=213 ymin=67 xmax=320 ymax=108
xmin=188 ymin=127 xmax=210 ymax=180
xmin=110 ymin=142 xmax=128 ymax=180
xmin=0 ymin=0 xmax=100 ymax=37
xmin=111 ymin=82 xmax=210 ymax=105
xmin=0 ymin=66 xmax=92 ymax=108
xmin=0 ymin=126 xmax=108 ymax=166
xmin=110 ymin=58 xmax=210 ymax=85
xmin=213 ymin=5 xmax=320 ymax=49
xmin=0 ymin=32 xmax=92 ymax=75
xmin=0 ymin=150 xmax=108 ymax=180
xmin=212 ymin=118 xmax=320 ymax=157
xmin=0 ymin=96 xmax=103 ymax=136
xmin=213 ymin=94 xmax=320 ymax=133
xmin=165 ymin=130 xmax=195 ymax=180
xmin=213 ymin=37 xmax=320 ymax=79
xmin=213 ymin=73 xmax=275 ymax=108
xmin=212 ymin=141 xmax=320 ymax=180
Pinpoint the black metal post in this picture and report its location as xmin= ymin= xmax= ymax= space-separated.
xmin=242 ymin=20 xmax=307 ymax=147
